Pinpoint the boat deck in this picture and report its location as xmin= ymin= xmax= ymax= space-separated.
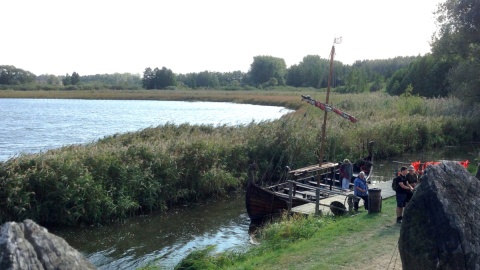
xmin=291 ymin=179 xmax=395 ymax=215
xmin=288 ymin=162 xmax=338 ymax=176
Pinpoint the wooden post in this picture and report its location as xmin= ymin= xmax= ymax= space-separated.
xmin=315 ymin=188 xmax=320 ymax=215
xmin=288 ymin=181 xmax=293 ymax=213
xmin=329 ymin=166 xmax=335 ymax=190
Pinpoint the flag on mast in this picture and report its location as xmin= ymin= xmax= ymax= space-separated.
xmin=301 ymin=95 xmax=358 ymax=123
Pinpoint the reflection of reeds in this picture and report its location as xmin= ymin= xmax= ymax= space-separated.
xmin=0 ymin=90 xmax=479 ymax=226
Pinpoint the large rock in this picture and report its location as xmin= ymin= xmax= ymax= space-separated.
xmin=399 ymin=161 xmax=480 ymax=270
xmin=476 ymin=163 xmax=480 ymax=180
xmin=0 ymin=219 xmax=97 ymax=270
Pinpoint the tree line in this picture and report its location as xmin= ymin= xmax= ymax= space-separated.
xmin=1 ymin=0 xmax=478 ymax=103
xmin=0 ymin=56 xmax=417 ymax=93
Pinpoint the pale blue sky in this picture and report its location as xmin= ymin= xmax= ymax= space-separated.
xmin=3 ymin=0 xmax=443 ymax=76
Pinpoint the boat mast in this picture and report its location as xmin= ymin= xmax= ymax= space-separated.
xmin=318 ymin=38 xmax=341 ymax=166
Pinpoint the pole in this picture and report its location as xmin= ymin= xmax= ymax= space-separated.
xmin=288 ymin=181 xmax=293 ymax=213
xmin=318 ymin=45 xmax=335 ymax=168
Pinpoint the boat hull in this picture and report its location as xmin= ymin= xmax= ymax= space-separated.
xmin=245 ymin=182 xmax=309 ymax=223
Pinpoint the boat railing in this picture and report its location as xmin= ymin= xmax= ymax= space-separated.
xmin=287 ymin=180 xmax=349 ymax=197
xmin=287 ymin=180 xmax=349 ymax=215
xmin=292 ymin=175 xmax=348 ymax=194
xmin=288 ymin=162 xmax=339 ymax=177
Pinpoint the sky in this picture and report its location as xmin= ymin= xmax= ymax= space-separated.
xmin=2 ymin=0 xmax=444 ymax=76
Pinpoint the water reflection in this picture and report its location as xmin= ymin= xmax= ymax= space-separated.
xmin=51 ymin=192 xmax=250 ymax=270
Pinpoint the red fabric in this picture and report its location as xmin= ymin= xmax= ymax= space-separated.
xmin=411 ymin=161 xmax=422 ymax=171
xmin=410 ymin=160 xmax=469 ymax=174
xmin=459 ymin=160 xmax=470 ymax=168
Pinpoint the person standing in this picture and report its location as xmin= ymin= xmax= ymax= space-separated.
xmin=396 ymin=166 xmax=414 ymax=223
xmin=405 ymin=165 xmax=418 ymax=203
xmin=353 ymin=171 xmax=369 ymax=211
xmin=340 ymin=159 xmax=353 ymax=190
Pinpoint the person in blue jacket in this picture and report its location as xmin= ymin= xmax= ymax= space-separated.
xmin=353 ymin=171 xmax=369 ymax=211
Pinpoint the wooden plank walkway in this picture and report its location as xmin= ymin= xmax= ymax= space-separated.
xmin=291 ymin=180 xmax=395 ymax=215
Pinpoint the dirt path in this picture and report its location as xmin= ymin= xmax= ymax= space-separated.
xmin=349 ymin=221 xmax=403 ymax=270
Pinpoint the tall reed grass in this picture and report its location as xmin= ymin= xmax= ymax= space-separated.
xmin=0 ymin=91 xmax=478 ymax=226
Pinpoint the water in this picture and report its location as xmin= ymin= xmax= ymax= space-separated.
xmin=50 ymin=192 xmax=249 ymax=270
xmin=0 ymin=98 xmax=293 ymax=162
xmin=0 ymin=98 xmax=291 ymax=270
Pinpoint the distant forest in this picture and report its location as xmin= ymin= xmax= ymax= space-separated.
xmin=1 ymin=0 xmax=478 ymax=103
xmin=0 ymin=56 xmax=417 ymax=93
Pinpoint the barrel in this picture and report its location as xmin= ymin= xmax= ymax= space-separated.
xmin=368 ymin=188 xmax=382 ymax=213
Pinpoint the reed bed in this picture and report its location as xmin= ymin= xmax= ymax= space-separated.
xmin=0 ymin=90 xmax=478 ymax=226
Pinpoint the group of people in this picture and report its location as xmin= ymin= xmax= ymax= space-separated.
xmin=340 ymin=159 xmax=420 ymax=216
xmin=339 ymin=158 xmax=369 ymax=212
xmin=395 ymin=165 xmax=419 ymax=223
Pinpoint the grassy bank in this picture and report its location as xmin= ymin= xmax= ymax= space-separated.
xmin=0 ymin=89 xmax=305 ymax=109
xmin=1 ymin=90 xmax=479 ymax=226
xmin=171 ymin=198 xmax=402 ymax=270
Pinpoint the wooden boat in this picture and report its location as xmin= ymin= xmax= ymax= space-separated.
xmin=246 ymin=39 xmax=374 ymax=223
xmin=245 ymin=181 xmax=310 ymax=224
xmin=246 ymin=38 xmax=374 ymax=223
xmin=245 ymin=162 xmax=336 ymax=224
xmin=246 ymin=151 xmax=374 ymax=223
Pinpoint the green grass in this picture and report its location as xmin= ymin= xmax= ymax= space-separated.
xmin=170 ymin=198 xmax=401 ymax=270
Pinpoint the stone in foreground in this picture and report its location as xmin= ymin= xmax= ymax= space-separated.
xmin=0 ymin=219 xmax=96 ymax=270
xmin=399 ymin=161 xmax=480 ymax=270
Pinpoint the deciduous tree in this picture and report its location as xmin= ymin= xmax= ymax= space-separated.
xmin=432 ymin=0 xmax=480 ymax=103
xmin=62 ymin=73 xmax=71 ymax=86
xmin=71 ymin=72 xmax=80 ymax=85
xmin=248 ymin=56 xmax=286 ymax=87
xmin=0 ymin=65 xmax=36 ymax=85
xmin=142 ymin=67 xmax=176 ymax=89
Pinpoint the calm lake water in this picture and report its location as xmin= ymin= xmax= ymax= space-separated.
xmin=0 ymin=98 xmax=292 ymax=162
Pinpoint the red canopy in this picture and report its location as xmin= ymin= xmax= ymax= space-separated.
xmin=411 ymin=160 xmax=469 ymax=174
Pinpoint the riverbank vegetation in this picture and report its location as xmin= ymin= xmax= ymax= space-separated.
xmin=169 ymin=198 xmax=402 ymax=270
xmin=1 ymin=90 xmax=479 ymax=226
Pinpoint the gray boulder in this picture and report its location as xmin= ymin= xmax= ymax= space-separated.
xmin=0 ymin=219 xmax=97 ymax=270
xmin=476 ymin=163 xmax=480 ymax=180
xmin=399 ymin=161 xmax=480 ymax=270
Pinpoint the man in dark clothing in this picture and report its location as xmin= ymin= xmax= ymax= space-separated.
xmin=396 ymin=166 xmax=414 ymax=223
xmin=405 ymin=165 xmax=418 ymax=203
